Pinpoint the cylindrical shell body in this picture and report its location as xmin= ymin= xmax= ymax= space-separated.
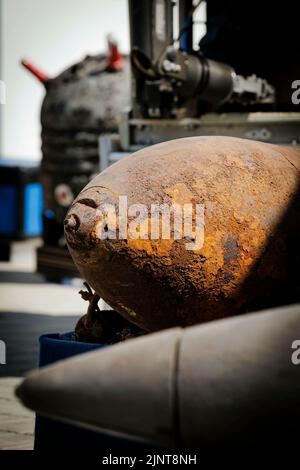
xmin=65 ymin=136 xmax=300 ymax=331
xmin=41 ymin=54 xmax=130 ymax=227
xmin=17 ymin=304 xmax=300 ymax=448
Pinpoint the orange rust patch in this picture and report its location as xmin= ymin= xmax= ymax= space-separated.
xmin=165 ymin=182 xmax=195 ymax=204
xmin=127 ymin=238 xmax=173 ymax=257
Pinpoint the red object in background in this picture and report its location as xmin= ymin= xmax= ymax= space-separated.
xmin=21 ymin=59 xmax=49 ymax=84
xmin=107 ymin=38 xmax=124 ymax=72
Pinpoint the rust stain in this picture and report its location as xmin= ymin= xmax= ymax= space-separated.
xmin=165 ymin=182 xmax=195 ymax=204
xmin=127 ymin=238 xmax=173 ymax=257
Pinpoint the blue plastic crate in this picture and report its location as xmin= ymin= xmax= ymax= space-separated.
xmin=35 ymin=331 xmax=147 ymax=449
xmin=0 ymin=159 xmax=43 ymax=239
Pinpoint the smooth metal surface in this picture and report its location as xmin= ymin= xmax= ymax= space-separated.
xmin=179 ymin=303 xmax=300 ymax=447
xmin=16 ymin=303 xmax=300 ymax=448
xmin=17 ymin=328 xmax=182 ymax=447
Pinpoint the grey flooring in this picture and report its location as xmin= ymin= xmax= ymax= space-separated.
xmin=0 ymin=378 xmax=34 ymax=450
xmin=0 ymin=239 xmax=83 ymax=449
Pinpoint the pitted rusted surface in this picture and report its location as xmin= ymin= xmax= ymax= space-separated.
xmin=65 ymin=136 xmax=300 ymax=331
xmin=40 ymin=54 xmax=131 ymax=224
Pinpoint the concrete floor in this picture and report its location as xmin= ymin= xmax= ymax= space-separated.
xmin=0 ymin=239 xmax=85 ymax=450
xmin=0 ymin=378 xmax=34 ymax=450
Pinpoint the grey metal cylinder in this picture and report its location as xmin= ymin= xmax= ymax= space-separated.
xmin=16 ymin=303 xmax=300 ymax=448
xmin=178 ymin=303 xmax=300 ymax=447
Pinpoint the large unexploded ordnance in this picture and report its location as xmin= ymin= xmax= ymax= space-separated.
xmin=64 ymin=136 xmax=300 ymax=332
xmin=22 ymin=50 xmax=130 ymax=245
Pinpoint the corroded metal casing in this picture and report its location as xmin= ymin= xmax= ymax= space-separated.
xmin=41 ymin=54 xmax=131 ymax=224
xmin=64 ymin=136 xmax=300 ymax=332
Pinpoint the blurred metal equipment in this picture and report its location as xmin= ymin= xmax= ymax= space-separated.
xmin=22 ymin=39 xmax=131 ymax=280
xmin=130 ymin=0 xmax=274 ymax=118
xmin=17 ymin=303 xmax=300 ymax=448
xmin=101 ymin=0 xmax=300 ymax=166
